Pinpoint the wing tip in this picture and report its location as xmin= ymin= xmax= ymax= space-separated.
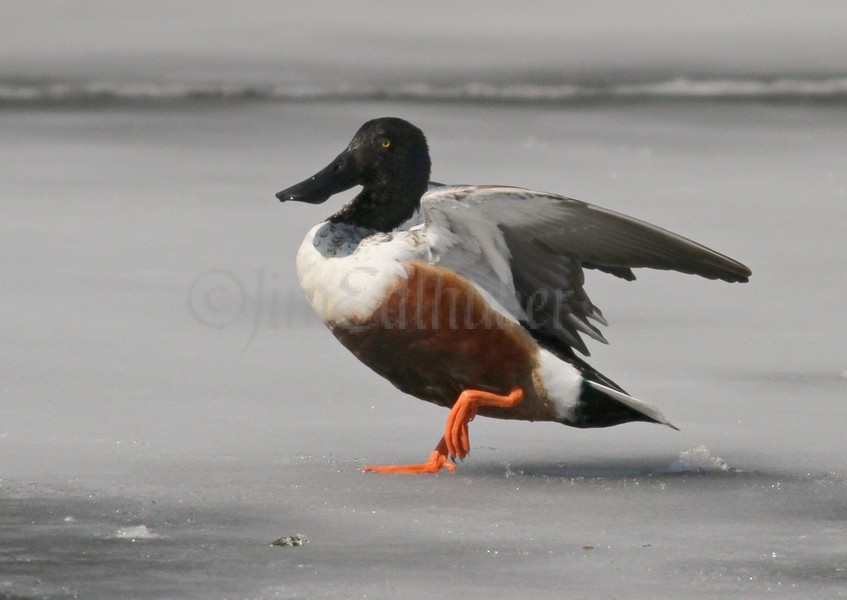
xmin=713 ymin=262 xmax=752 ymax=284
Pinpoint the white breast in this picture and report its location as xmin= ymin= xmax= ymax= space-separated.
xmin=295 ymin=221 xmax=427 ymax=325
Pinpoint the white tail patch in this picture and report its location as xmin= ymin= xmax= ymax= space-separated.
xmin=585 ymin=381 xmax=679 ymax=430
xmin=537 ymin=349 xmax=584 ymax=421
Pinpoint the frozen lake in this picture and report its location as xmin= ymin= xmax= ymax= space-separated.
xmin=2 ymin=3 xmax=847 ymax=599
xmin=3 ymin=95 xmax=846 ymax=600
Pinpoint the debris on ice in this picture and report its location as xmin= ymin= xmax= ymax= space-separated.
xmin=667 ymin=446 xmax=731 ymax=473
xmin=271 ymin=534 xmax=308 ymax=547
xmin=113 ymin=525 xmax=162 ymax=541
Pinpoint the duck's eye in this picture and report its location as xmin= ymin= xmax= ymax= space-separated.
xmin=379 ymin=138 xmax=391 ymax=149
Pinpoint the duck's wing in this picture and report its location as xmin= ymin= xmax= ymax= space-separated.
xmin=421 ymin=184 xmax=751 ymax=356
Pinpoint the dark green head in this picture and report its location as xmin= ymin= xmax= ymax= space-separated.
xmin=276 ymin=117 xmax=431 ymax=231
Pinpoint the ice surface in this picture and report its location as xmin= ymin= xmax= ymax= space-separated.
xmin=1 ymin=3 xmax=847 ymax=599
xmin=2 ymin=96 xmax=845 ymax=600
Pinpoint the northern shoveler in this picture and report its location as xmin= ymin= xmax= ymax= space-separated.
xmin=276 ymin=117 xmax=751 ymax=474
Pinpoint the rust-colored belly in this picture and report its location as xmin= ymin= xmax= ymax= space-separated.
xmin=330 ymin=261 xmax=552 ymax=420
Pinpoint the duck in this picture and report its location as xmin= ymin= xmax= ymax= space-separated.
xmin=275 ymin=117 xmax=751 ymax=474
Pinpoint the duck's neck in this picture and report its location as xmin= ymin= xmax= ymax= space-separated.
xmin=329 ymin=186 xmax=423 ymax=233
xmin=329 ymin=151 xmax=430 ymax=232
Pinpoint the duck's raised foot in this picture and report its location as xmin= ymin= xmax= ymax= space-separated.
xmin=444 ymin=386 xmax=524 ymax=460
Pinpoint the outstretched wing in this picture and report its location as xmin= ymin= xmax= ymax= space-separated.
xmin=421 ymin=184 xmax=751 ymax=356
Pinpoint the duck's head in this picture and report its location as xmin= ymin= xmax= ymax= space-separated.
xmin=276 ymin=117 xmax=431 ymax=232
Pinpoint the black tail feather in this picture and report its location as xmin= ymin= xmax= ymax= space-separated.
xmin=570 ymin=381 xmax=665 ymax=428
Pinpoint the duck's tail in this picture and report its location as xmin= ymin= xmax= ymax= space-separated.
xmin=570 ymin=380 xmax=679 ymax=430
xmin=538 ymin=348 xmax=677 ymax=430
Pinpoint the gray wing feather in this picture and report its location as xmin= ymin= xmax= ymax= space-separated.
xmin=529 ymin=198 xmax=751 ymax=283
xmin=422 ymin=185 xmax=751 ymax=355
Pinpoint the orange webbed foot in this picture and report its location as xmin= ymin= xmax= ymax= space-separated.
xmin=444 ymin=387 xmax=524 ymax=461
xmin=362 ymin=387 xmax=525 ymax=474
xmin=363 ymin=438 xmax=456 ymax=474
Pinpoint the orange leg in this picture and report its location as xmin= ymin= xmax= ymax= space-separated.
xmin=444 ymin=387 xmax=524 ymax=460
xmin=362 ymin=386 xmax=524 ymax=474
xmin=363 ymin=437 xmax=456 ymax=474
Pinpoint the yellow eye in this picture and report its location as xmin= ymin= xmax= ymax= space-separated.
xmin=379 ymin=138 xmax=391 ymax=149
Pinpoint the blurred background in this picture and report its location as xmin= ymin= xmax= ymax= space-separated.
xmin=2 ymin=1 xmax=847 ymax=97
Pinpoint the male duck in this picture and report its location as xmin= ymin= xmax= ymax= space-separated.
xmin=276 ymin=117 xmax=751 ymax=474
